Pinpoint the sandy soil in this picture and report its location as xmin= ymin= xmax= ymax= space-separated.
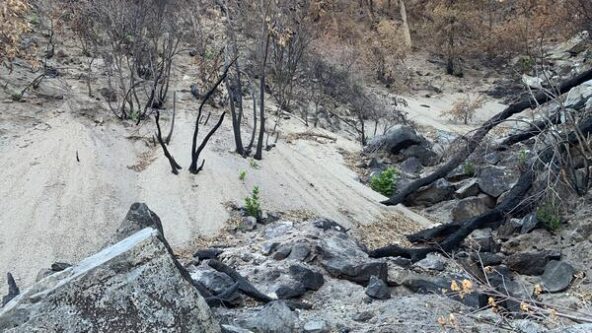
xmin=0 ymin=71 xmax=435 ymax=294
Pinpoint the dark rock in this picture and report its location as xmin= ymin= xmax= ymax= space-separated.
xmin=50 ymin=262 xmax=72 ymax=272
xmin=289 ymin=265 xmax=324 ymax=291
xmin=190 ymin=266 xmax=236 ymax=295
xmin=194 ymin=248 xmax=224 ymax=260
xmin=477 ymin=166 xmax=518 ymax=197
xmin=189 ymin=48 xmax=198 ymax=57
xmin=483 ymin=152 xmax=500 ymax=165
xmin=191 ymin=83 xmax=201 ymax=99
xmin=352 ymin=311 xmax=374 ymax=322
xmin=452 ymin=195 xmax=495 ymax=222
xmin=471 ymin=252 xmax=504 ymax=266
xmin=520 ymin=213 xmax=539 ymax=234
xmin=414 ymin=255 xmax=446 ymax=271
xmin=111 ymin=202 xmax=165 ymax=245
xmin=260 ymin=211 xmax=281 ymax=225
xmin=364 ymin=125 xmax=429 ymax=156
xmin=466 ymin=228 xmax=496 ymax=252
xmin=287 ymin=242 xmax=311 ymax=261
xmin=239 ymin=301 xmax=295 ymax=333
xmin=497 ymin=219 xmax=521 ymax=240
xmin=447 ymin=165 xmax=471 ymax=182
xmin=275 ymin=282 xmax=307 ymax=299
xmin=399 ymin=157 xmax=422 ymax=174
xmin=505 ymin=251 xmax=561 ymax=275
xmin=405 ymin=179 xmax=455 ymax=206
xmin=365 ymin=275 xmax=391 ymax=300
xmin=272 ymin=244 xmax=292 ymax=260
xmin=400 ymin=145 xmax=437 ymax=166
xmin=319 ymin=233 xmax=388 ymax=284
xmin=312 ymin=218 xmax=348 ymax=232
xmin=541 ymin=261 xmax=575 ymax=292
xmin=1 ymin=273 xmax=19 ymax=307
xmin=454 ymin=179 xmax=481 ymax=199
xmin=260 ymin=242 xmax=279 ymax=256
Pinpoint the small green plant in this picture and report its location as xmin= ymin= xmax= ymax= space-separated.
xmin=518 ymin=149 xmax=529 ymax=166
xmin=517 ymin=56 xmax=535 ymax=74
xmin=536 ymin=201 xmax=561 ymax=231
xmin=244 ymin=186 xmax=262 ymax=218
xmin=370 ymin=167 xmax=398 ymax=197
xmin=239 ymin=170 xmax=247 ymax=182
xmin=463 ymin=161 xmax=475 ymax=177
xmin=249 ymin=159 xmax=259 ymax=169
xmin=10 ymin=92 xmax=22 ymax=102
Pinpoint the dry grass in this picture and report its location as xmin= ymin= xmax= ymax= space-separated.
xmin=127 ymin=149 xmax=157 ymax=172
xmin=353 ymin=212 xmax=424 ymax=250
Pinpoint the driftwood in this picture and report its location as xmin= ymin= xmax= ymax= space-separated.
xmin=382 ymin=68 xmax=592 ymax=206
xmin=372 ymin=115 xmax=592 ymax=261
xmin=155 ymin=111 xmax=182 ymax=175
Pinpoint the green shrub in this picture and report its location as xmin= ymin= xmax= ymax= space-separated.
xmin=244 ymin=186 xmax=262 ymax=218
xmin=536 ymin=202 xmax=561 ymax=231
xmin=370 ymin=167 xmax=398 ymax=197
xmin=249 ymin=159 xmax=259 ymax=169
xmin=518 ymin=149 xmax=528 ymax=166
xmin=463 ymin=161 xmax=475 ymax=176
xmin=517 ymin=56 xmax=535 ymax=74
xmin=239 ymin=170 xmax=247 ymax=182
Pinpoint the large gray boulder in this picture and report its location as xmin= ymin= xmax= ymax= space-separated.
xmin=364 ymin=125 xmax=435 ymax=165
xmin=0 ymin=228 xmax=220 ymax=333
xmin=477 ymin=166 xmax=518 ymax=198
xmin=565 ymin=79 xmax=592 ymax=110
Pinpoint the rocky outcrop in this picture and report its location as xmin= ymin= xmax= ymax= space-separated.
xmin=0 ymin=228 xmax=220 ymax=333
xmin=364 ymin=125 xmax=436 ymax=166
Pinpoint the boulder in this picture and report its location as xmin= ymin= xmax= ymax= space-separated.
xmin=318 ymin=233 xmax=387 ymax=284
xmin=466 ymin=228 xmax=496 ymax=253
xmin=239 ymin=301 xmax=295 ymax=333
xmin=287 ymin=241 xmax=311 ymax=261
xmin=398 ymin=157 xmax=422 ymax=174
xmin=541 ymin=261 xmax=575 ymax=293
xmin=303 ymin=320 xmax=329 ymax=333
xmin=365 ymin=125 xmax=428 ymax=155
xmin=520 ymin=213 xmax=539 ymax=234
xmin=454 ymin=179 xmax=481 ymax=199
xmin=289 ymin=265 xmax=324 ymax=291
xmin=413 ymin=254 xmax=446 ymax=271
xmin=111 ymin=202 xmax=166 ymax=245
xmin=505 ymin=251 xmax=561 ymax=276
xmin=400 ymin=145 xmax=437 ymax=166
xmin=452 ymin=195 xmax=495 ymax=222
xmin=239 ymin=216 xmax=257 ymax=231
xmin=477 ymin=166 xmax=518 ymax=198
xmin=365 ymin=275 xmax=391 ymax=300
xmin=405 ymin=179 xmax=455 ymax=206
xmin=0 ymin=228 xmax=220 ymax=332
xmin=190 ymin=266 xmax=236 ymax=296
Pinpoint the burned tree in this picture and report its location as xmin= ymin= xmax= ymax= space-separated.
xmin=154 ymin=110 xmax=182 ymax=175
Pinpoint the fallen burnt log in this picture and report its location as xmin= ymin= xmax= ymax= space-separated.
xmin=372 ymin=117 xmax=592 ymax=261
xmin=381 ymin=68 xmax=592 ymax=206
xmin=496 ymin=112 xmax=561 ymax=150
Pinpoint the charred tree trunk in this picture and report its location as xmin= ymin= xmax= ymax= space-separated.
xmin=165 ymin=91 xmax=176 ymax=145
xmin=189 ymin=61 xmax=234 ymax=173
xmin=254 ymin=34 xmax=271 ymax=161
xmin=189 ymin=112 xmax=226 ymax=174
xmin=373 ymin=115 xmax=592 ymax=261
xmin=382 ymin=68 xmax=592 ymax=206
xmin=155 ymin=111 xmax=182 ymax=175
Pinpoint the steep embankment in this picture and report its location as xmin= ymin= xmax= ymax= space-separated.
xmin=0 ymin=72 xmax=435 ymax=294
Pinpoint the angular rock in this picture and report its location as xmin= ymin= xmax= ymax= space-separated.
xmin=466 ymin=228 xmax=496 ymax=252
xmin=505 ymin=251 xmax=561 ymax=276
xmin=287 ymin=241 xmax=311 ymax=261
xmin=477 ymin=166 xmax=518 ymax=198
xmin=452 ymin=195 xmax=495 ymax=222
xmin=239 ymin=301 xmax=295 ymax=333
xmin=565 ymin=79 xmax=592 ymax=110
xmin=111 ymin=202 xmax=165 ymax=245
xmin=312 ymin=218 xmax=347 ymax=233
xmin=400 ymin=145 xmax=436 ymax=166
xmin=303 ymin=320 xmax=329 ymax=333
xmin=405 ymin=178 xmax=455 ymax=206
xmin=471 ymin=252 xmax=504 ymax=267
xmin=0 ymin=228 xmax=220 ymax=332
xmin=275 ymin=282 xmax=307 ymax=299
xmin=541 ymin=260 xmax=575 ymax=293
xmin=289 ymin=265 xmax=324 ymax=291
xmin=1 ymin=273 xmax=19 ymax=307
xmin=190 ymin=266 xmax=236 ymax=295
xmin=264 ymin=221 xmax=294 ymax=239
xmin=260 ymin=242 xmax=279 ymax=256
xmin=50 ymin=262 xmax=72 ymax=272
xmin=239 ymin=216 xmax=257 ymax=231
xmin=364 ymin=125 xmax=429 ymax=156
xmin=365 ymin=275 xmax=391 ymax=300
xmin=318 ymin=233 xmax=387 ymax=284
xmin=194 ymin=248 xmax=224 ymax=260
xmin=399 ymin=157 xmax=422 ymax=174
xmin=454 ymin=179 xmax=481 ymax=199
xmin=272 ymin=244 xmax=292 ymax=260
xmin=414 ymin=255 xmax=446 ymax=271
xmin=520 ymin=213 xmax=539 ymax=234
